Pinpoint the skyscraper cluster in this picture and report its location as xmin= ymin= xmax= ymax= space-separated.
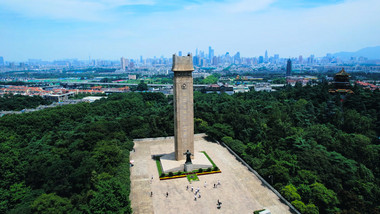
xmin=192 ymin=46 xmax=243 ymax=67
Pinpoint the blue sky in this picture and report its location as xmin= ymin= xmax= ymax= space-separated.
xmin=0 ymin=0 xmax=379 ymax=61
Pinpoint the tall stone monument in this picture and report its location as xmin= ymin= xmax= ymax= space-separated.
xmin=172 ymin=54 xmax=194 ymax=161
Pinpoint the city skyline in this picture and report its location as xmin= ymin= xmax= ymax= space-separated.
xmin=1 ymin=0 xmax=379 ymax=61
xmin=1 ymin=45 xmax=378 ymax=64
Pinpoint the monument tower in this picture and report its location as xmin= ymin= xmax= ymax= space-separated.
xmin=172 ymin=54 xmax=194 ymax=161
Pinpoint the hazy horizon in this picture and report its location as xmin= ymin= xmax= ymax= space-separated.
xmin=1 ymin=0 xmax=379 ymax=61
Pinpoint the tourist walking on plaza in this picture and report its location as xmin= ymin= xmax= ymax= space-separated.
xmin=217 ymin=199 xmax=222 ymax=209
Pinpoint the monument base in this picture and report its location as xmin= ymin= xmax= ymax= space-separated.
xmin=160 ymin=152 xmax=213 ymax=173
xmin=184 ymin=163 xmax=194 ymax=172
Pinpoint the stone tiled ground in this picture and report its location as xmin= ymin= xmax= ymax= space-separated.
xmin=129 ymin=134 xmax=292 ymax=214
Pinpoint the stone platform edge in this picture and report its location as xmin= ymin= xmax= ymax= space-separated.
xmin=133 ymin=133 xmax=207 ymax=142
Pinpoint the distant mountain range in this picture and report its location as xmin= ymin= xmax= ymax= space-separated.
xmin=332 ymin=46 xmax=380 ymax=59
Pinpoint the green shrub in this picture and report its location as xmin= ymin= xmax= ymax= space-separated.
xmin=198 ymin=168 xmax=203 ymax=173
xmin=168 ymin=172 xmax=174 ymax=177
xmin=177 ymin=171 xmax=182 ymax=175
xmin=281 ymin=184 xmax=301 ymax=201
xmin=206 ymin=167 xmax=212 ymax=172
xmin=213 ymin=166 xmax=219 ymax=171
xmin=160 ymin=173 xmax=166 ymax=178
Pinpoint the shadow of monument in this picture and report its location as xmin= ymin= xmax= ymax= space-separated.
xmin=202 ymin=135 xmax=218 ymax=143
xmin=159 ymin=152 xmax=175 ymax=161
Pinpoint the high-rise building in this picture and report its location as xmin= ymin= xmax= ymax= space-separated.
xmin=195 ymin=48 xmax=198 ymax=56
xmin=308 ymin=54 xmax=315 ymax=64
xmin=199 ymin=51 xmax=204 ymax=58
xmin=286 ymin=59 xmax=292 ymax=76
xmin=258 ymin=56 xmax=264 ymax=64
xmin=200 ymin=58 xmax=207 ymax=67
xmin=0 ymin=56 xmax=4 ymax=66
xmin=274 ymin=54 xmax=279 ymax=64
xmin=120 ymin=57 xmax=126 ymax=71
xmin=225 ymin=52 xmax=232 ymax=64
xmin=129 ymin=61 xmax=135 ymax=69
xmin=212 ymin=56 xmax=218 ymax=66
xmin=234 ymin=52 xmax=241 ymax=64
xmin=208 ymin=46 xmax=214 ymax=62
xmin=253 ymin=57 xmax=258 ymax=65
xmin=193 ymin=55 xmax=199 ymax=66
xmin=299 ymin=55 xmax=303 ymax=64
xmin=179 ymin=51 xmax=182 ymax=56
xmin=264 ymin=50 xmax=268 ymax=63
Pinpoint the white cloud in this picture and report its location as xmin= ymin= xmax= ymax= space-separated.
xmin=0 ymin=0 xmax=155 ymax=21
xmin=93 ymin=0 xmax=155 ymax=7
xmin=140 ymin=0 xmax=380 ymax=57
xmin=1 ymin=0 xmax=380 ymax=60
xmin=224 ymin=0 xmax=276 ymax=13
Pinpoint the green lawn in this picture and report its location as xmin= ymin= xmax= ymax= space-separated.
xmin=201 ymin=151 xmax=216 ymax=167
xmin=155 ymin=157 xmax=164 ymax=176
xmin=186 ymin=174 xmax=199 ymax=182
xmin=156 ymin=152 xmax=219 ymax=180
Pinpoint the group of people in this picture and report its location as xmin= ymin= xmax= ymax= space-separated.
xmin=149 ymin=175 xmax=171 ymax=199
xmin=149 ymin=175 xmax=223 ymax=209
xmin=187 ymin=185 xmax=202 ymax=201
xmin=213 ymin=180 xmax=221 ymax=188
xmin=185 ymin=179 xmax=222 ymax=208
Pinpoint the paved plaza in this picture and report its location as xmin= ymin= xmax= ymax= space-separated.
xmin=129 ymin=134 xmax=292 ymax=214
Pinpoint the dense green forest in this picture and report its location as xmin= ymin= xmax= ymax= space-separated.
xmin=199 ymin=83 xmax=380 ymax=214
xmin=0 ymin=83 xmax=379 ymax=213
xmin=0 ymin=93 xmax=171 ymax=213
xmin=0 ymin=94 xmax=52 ymax=111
